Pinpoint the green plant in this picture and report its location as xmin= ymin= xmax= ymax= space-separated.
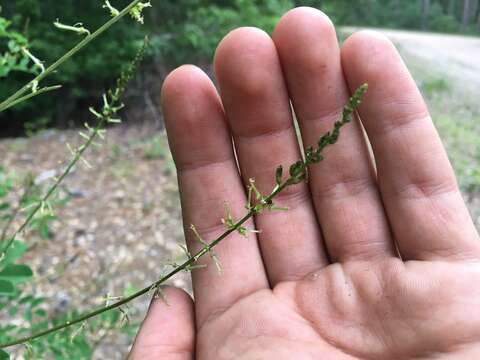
xmin=0 ymin=2 xmax=368 ymax=358
xmin=144 ymin=134 xmax=177 ymax=174
xmin=0 ymin=83 xmax=368 ymax=352
xmin=0 ymin=15 xmax=36 ymax=78
xmin=0 ymin=293 xmax=138 ymax=358
xmin=1 ymin=0 xmax=294 ymax=133
xmin=158 ymin=0 xmax=293 ymax=65
xmin=420 ymin=76 xmax=450 ymax=96
xmin=0 ymin=3 xmax=152 ymax=357
xmin=0 ymin=1 xmax=152 ymax=113
xmin=142 ymin=134 xmax=167 ymax=160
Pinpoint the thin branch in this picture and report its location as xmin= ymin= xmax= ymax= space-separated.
xmin=0 ymin=86 xmax=62 ymax=113
xmin=0 ymin=118 xmax=106 ymax=258
xmin=0 ymin=84 xmax=368 ymax=349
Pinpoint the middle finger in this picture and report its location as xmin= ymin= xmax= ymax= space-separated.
xmin=273 ymin=8 xmax=395 ymax=262
xmin=215 ymin=27 xmax=328 ymax=285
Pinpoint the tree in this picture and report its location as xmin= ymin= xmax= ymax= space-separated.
xmin=448 ymin=0 xmax=457 ymax=15
xmin=461 ymin=0 xmax=479 ymax=29
xmin=421 ymin=0 xmax=431 ymax=29
xmin=472 ymin=0 xmax=480 ymax=23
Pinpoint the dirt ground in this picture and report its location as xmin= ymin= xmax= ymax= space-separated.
xmin=0 ymin=124 xmax=189 ymax=358
xmin=1 ymin=29 xmax=480 ymax=358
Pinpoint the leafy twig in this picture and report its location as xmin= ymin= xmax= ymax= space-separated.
xmin=0 ymin=0 xmax=152 ymax=112
xmin=0 ymin=83 xmax=368 ymax=349
xmin=0 ymin=85 xmax=62 ymax=113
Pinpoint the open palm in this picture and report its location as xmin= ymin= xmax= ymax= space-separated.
xmin=129 ymin=8 xmax=480 ymax=359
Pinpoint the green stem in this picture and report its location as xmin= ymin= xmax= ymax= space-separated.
xmin=0 ymin=86 xmax=62 ymax=113
xmin=1 ymin=117 xmax=106 ymax=257
xmin=0 ymin=0 xmax=146 ymax=112
xmin=0 ymin=183 xmax=287 ymax=348
xmin=0 ymin=84 xmax=368 ymax=349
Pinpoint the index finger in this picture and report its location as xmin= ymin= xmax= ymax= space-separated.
xmin=161 ymin=65 xmax=268 ymax=327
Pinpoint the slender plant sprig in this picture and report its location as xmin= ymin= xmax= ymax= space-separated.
xmin=0 ymin=0 xmax=152 ymax=113
xmin=0 ymin=85 xmax=62 ymax=113
xmin=0 ymin=174 xmax=35 ymax=244
xmin=0 ymin=83 xmax=368 ymax=349
xmin=0 ymin=38 xmax=148 ymax=261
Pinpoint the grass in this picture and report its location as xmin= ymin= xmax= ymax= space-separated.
xmin=138 ymin=134 xmax=176 ymax=174
xmin=142 ymin=135 xmax=169 ymax=160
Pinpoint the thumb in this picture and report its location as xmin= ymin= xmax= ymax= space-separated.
xmin=129 ymin=286 xmax=195 ymax=359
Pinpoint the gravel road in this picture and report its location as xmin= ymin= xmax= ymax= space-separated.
xmin=344 ymin=27 xmax=480 ymax=92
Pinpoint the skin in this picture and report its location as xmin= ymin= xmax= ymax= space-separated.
xmin=129 ymin=7 xmax=480 ymax=360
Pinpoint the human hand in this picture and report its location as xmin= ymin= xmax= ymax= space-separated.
xmin=129 ymin=8 xmax=480 ymax=359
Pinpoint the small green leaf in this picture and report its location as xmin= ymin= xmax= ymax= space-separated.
xmin=123 ymin=284 xmax=140 ymax=298
xmin=0 ymin=264 xmax=33 ymax=284
xmin=289 ymin=161 xmax=305 ymax=178
xmin=0 ymin=240 xmax=28 ymax=269
xmin=19 ymin=295 xmax=34 ymax=304
xmin=0 ymin=349 xmax=10 ymax=359
xmin=34 ymin=308 xmax=47 ymax=317
xmin=0 ymin=186 xmax=9 ymax=198
xmin=0 ymin=202 xmax=10 ymax=211
xmin=30 ymin=297 xmax=45 ymax=308
xmin=0 ymin=279 xmax=14 ymax=295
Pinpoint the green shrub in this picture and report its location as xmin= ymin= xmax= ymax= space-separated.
xmin=158 ymin=0 xmax=293 ymax=65
xmin=0 ymin=0 xmax=147 ymax=131
xmin=0 ymin=0 xmax=294 ymax=133
xmin=0 ymin=16 xmax=36 ymax=78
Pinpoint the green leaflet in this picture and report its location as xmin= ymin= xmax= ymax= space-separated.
xmin=0 ymin=264 xmax=33 ymax=284
xmin=0 ymin=241 xmax=28 ymax=270
xmin=0 ymin=279 xmax=14 ymax=295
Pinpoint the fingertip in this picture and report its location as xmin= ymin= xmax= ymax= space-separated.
xmin=341 ymin=29 xmax=421 ymax=111
xmin=342 ymin=30 xmax=397 ymax=69
xmin=161 ymin=64 xmax=213 ymax=110
xmin=272 ymin=6 xmax=339 ymax=80
xmin=274 ymin=6 xmax=334 ymax=39
xmin=215 ymin=26 xmax=271 ymax=62
xmin=129 ymin=287 xmax=195 ymax=360
xmin=160 ymin=63 xmax=230 ymax=171
xmin=214 ymin=26 xmax=277 ymax=98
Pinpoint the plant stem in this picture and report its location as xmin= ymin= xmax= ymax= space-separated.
xmin=0 ymin=118 xmax=106 ymax=258
xmin=0 ymin=0 xmax=147 ymax=112
xmin=0 ymin=83 xmax=368 ymax=350
xmin=0 ymin=183 xmax=287 ymax=348
xmin=0 ymin=86 xmax=62 ymax=113
xmin=1 ymin=35 xmax=146 ymax=258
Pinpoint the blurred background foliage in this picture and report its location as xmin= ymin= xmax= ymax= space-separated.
xmin=0 ymin=0 xmax=479 ymax=135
